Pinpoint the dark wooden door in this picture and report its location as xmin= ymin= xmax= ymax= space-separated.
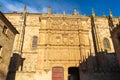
xmin=52 ymin=67 xmax=64 ymax=80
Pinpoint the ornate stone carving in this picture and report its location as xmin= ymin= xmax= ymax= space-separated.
xmin=49 ymin=32 xmax=79 ymax=45
xmin=49 ymin=18 xmax=79 ymax=30
xmin=23 ymin=54 xmax=37 ymax=71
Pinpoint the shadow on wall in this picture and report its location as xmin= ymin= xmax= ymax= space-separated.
xmin=79 ymin=51 xmax=120 ymax=80
xmin=6 ymin=53 xmax=25 ymax=80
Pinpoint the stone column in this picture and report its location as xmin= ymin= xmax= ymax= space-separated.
xmin=64 ymin=67 xmax=68 ymax=80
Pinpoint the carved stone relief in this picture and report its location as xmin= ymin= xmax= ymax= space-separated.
xmin=22 ymin=54 xmax=37 ymax=71
xmin=49 ymin=32 xmax=79 ymax=45
xmin=48 ymin=18 xmax=79 ymax=30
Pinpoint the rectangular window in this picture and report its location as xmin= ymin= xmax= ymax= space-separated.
xmin=2 ymin=26 xmax=8 ymax=34
xmin=0 ymin=46 xmax=2 ymax=56
xmin=32 ymin=36 xmax=38 ymax=48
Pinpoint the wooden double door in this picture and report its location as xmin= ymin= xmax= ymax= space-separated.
xmin=52 ymin=67 xmax=64 ymax=80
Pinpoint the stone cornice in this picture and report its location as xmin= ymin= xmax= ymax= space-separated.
xmin=0 ymin=11 xmax=19 ymax=34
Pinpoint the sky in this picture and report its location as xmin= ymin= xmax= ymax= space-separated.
xmin=0 ymin=0 xmax=120 ymax=16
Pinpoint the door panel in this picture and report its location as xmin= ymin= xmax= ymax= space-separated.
xmin=52 ymin=67 xmax=64 ymax=80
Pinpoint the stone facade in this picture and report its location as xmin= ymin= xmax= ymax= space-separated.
xmin=0 ymin=12 xmax=18 ymax=80
xmin=4 ymin=7 xmax=120 ymax=80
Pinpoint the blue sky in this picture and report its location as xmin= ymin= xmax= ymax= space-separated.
xmin=0 ymin=0 xmax=120 ymax=16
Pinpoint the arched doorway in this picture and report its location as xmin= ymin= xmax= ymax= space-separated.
xmin=68 ymin=67 xmax=80 ymax=80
